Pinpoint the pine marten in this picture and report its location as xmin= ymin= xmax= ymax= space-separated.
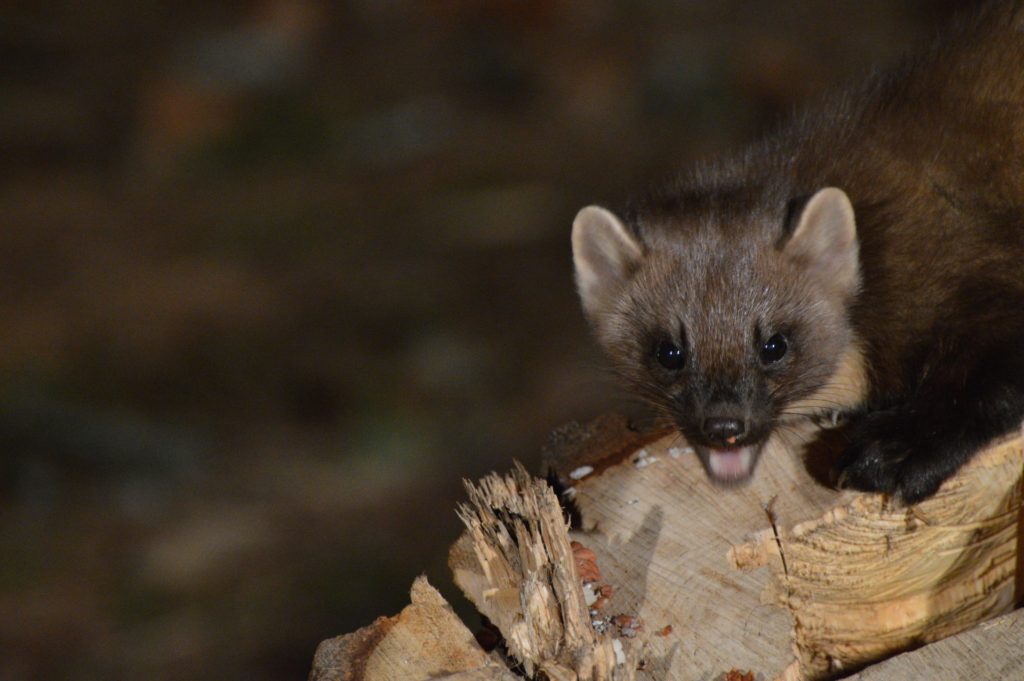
xmin=571 ymin=3 xmax=1024 ymax=503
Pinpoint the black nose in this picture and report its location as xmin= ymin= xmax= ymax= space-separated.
xmin=702 ymin=417 xmax=746 ymax=445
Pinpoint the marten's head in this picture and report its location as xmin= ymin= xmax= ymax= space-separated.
xmin=572 ymin=187 xmax=864 ymax=484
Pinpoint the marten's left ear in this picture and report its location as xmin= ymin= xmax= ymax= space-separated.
xmin=784 ymin=187 xmax=860 ymax=296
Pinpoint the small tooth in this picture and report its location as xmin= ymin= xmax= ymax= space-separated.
xmin=835 ymin=470 xmax=849 ymax=489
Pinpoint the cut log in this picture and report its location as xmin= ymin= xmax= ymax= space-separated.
xmin=308 ymin=576 xmax=518 ymax=681
xmin=846 ymin=607 xmax=1024 ymax=680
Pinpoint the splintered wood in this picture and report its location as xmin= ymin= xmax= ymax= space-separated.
xmin=731 ymin=436 xmax=1023 ymax=678
xmin=309 ymin=577 xmax=518 ymax=681
xmin=453 ymin=416 xmax=1023 ymax=680
xmin=452 ymin=462 xmax=639 ymax=681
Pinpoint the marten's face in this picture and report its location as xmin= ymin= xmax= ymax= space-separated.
xmin=572 ymin=188 xmax=863 ymax=484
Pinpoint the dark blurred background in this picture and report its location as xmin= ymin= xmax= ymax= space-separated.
xmin=0 ymin=1 xmax=979 ymax=679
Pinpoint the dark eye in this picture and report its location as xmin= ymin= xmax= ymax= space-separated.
xmin=656 ymin=340 xmax=685 ymax=371
xmin=760 ymin=333 xmax=788 ymax=365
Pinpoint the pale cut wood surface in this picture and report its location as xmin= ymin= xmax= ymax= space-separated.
xmin=555 ymin=420 xmax=844 ymax=680
xmin=846 ymin=607 xmax=1024 ymax=680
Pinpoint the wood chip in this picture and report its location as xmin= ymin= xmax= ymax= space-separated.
xmin=571 ymin=540 xmax=603 ymax=583
xmin=724 ymin=670 xmax=754 ymax=681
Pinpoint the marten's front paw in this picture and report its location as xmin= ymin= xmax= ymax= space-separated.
xmin=831 ymin=410 xmax=945 ymax=503
xmin=833 ymin=437 xmax=908 ymax=497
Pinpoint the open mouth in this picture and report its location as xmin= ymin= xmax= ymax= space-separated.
xmin=695 ymin=443 xmax=765 ymax=485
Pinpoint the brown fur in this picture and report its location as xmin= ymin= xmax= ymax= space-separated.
xmin=573 ymin=2 xmax=1024 ymax=501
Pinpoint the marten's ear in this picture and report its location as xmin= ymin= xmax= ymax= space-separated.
xmin=572 ymin=206 xmax=643 ymax=319
xmin=784 ymin=187 xmax=860 ymax=297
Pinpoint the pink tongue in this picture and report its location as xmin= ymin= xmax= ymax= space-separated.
xmin=708 ymin=447 xmax=754 ymax=480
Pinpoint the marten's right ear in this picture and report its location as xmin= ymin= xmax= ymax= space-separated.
xmin=572 ymin=206 xmax=643 ymax=319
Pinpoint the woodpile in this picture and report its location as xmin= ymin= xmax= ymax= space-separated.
xmin=310 ymin=415 xmax=1024 ymax=680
